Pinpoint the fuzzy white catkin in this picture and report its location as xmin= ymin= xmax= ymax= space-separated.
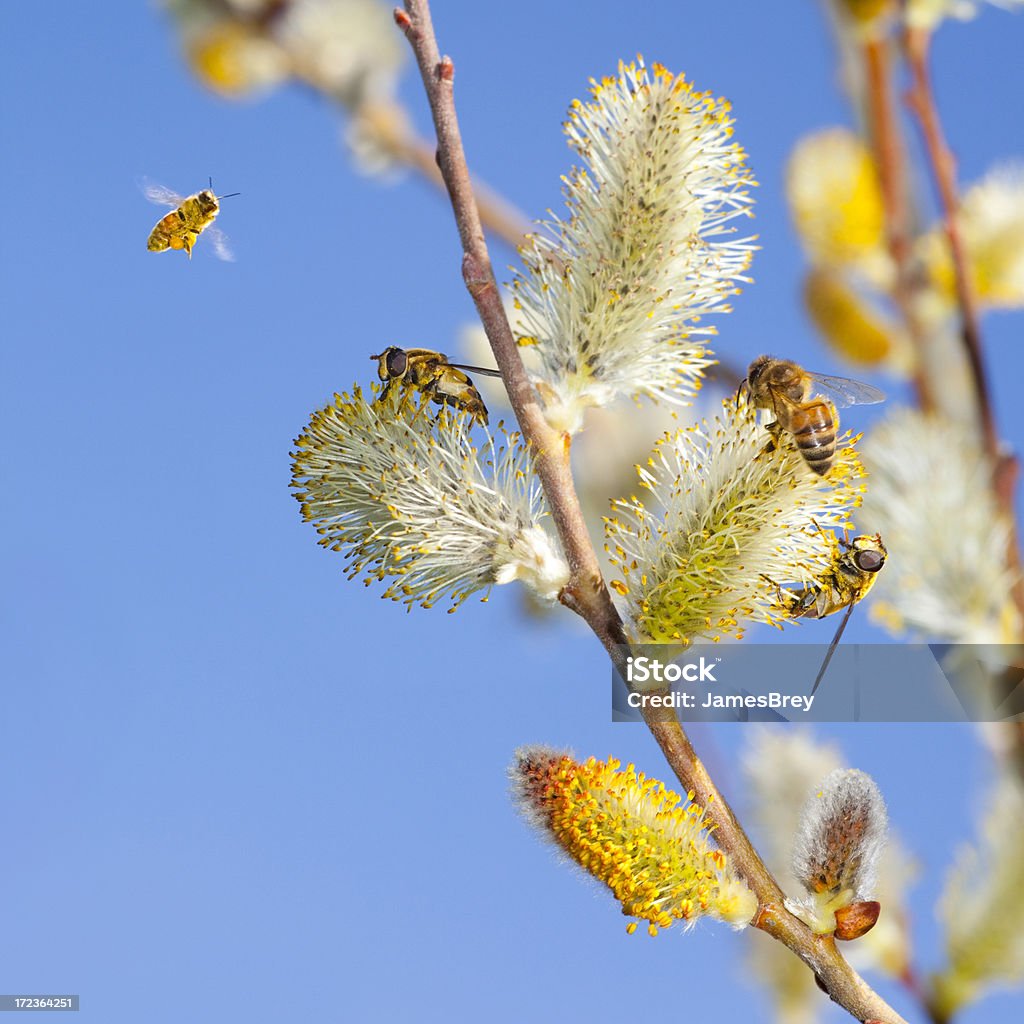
xmin=291 ymin=389 xmax=568 ymax=610
xmin=512 ymin=59 xmax=755 ymax=434
xmin=860 ymin=408 xmax=1019 ymax=643
xmin=790 ymin=768 xmax=888 ymax=932
xmin=933 ymin=776 xmax=1024 ymax=1015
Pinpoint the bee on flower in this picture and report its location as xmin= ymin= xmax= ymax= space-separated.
xmin=370 ymin=346 xmax=502 ymax=425
xmin=605 ymin=393 xmax=867 ymax=644
xmin=743 ymin=354 xmax=885 ymax=476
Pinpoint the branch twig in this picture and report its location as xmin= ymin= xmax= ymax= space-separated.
xmin=903 ymin=25 xmax=1024 ymax=626
xmin=210 ymin=0 xmax=535 ymax=250
xmin=396 ymin=3 xmax=909 ymax=1021
xmin=862 ymin=36 xmax=935 ymax=412
xmin=903 ymin=31 xmax=992 ymax=449
xmin=393 ymin=1 xmax=625 ymax=667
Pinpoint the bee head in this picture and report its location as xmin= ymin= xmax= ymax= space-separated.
xmin=196 ymin=189 xmax=219 ymax=213
xmin=849 ymin=534 xmax=887 ymax=574
xmin=371 ymin=346 xmax=407 ymax=381
xmin=746 ymin=354 xmax=773 ymax=390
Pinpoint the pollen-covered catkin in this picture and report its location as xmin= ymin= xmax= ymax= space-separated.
xmin=510 ymin=747 xmax=757 ymax=935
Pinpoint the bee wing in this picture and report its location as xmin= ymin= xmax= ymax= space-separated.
xmin=205 ymin=225 xmax=235 ymax=262
xmin=807 ymin=372 xmax=886 ymax=408
xmin=142 ymin=180 xmax=186 ymax=208
xmin=446 ymin=362 xmax=503 ymax=377
xmin=434 ymin=371 xmax=474 ymax=398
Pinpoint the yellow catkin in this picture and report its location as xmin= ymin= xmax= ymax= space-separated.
xmin=787 ymin=129 xmax=886 ymax=269
xmin=839 ymin=0 xmax=894 ymax=25
xmin=803 ymin=267 xmax=892 ymax=365
xmin=514 ymin=751 xmax=756 ymax=934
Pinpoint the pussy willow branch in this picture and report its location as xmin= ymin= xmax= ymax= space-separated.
xmin=393 ymin=1 xmax=625 ymax=665
xmin=904 ymin=29 xmax=992 ymax=454
xmin=865 ymin=27 xmax=1024 ymax=791
xmin=396 ymin=3 xmax=907 ymax=1020
xmin=862 ymin=36 xmax=936 ymax=412
xmin=903 ymin=25 xmax=1024 ymax=628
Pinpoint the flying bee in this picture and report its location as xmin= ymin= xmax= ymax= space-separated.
xmin=144 ymin=179 xmax=239 ymax=261
xmin=744 ymin=355 xmax=885 ymax=475
xmin=766 ymin=531 xmax=887 ymax=695
xmin=371 ymin=346 xmax=503 ymax=425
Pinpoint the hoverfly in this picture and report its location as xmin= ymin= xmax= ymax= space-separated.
xmin=745 ymin=356 xmax=885 ymax=475
xmin=144 ymin=178 xmax=239 ymax=261
xmin=371 ymin=346 xmax=503 ymax=425
xmin=766 ymin=531 xmax=887 ymax=695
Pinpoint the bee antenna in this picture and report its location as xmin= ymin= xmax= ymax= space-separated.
xmin=218 ymin=192 xmax=241 ymax=200
xmin=209 ymin=176 xmax=213 ymax=190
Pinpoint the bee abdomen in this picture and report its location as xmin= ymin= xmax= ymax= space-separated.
xmin=795 ymin=431 xmax=836 ymax=474
xmin=434 ymin=389 xmax=489 ymax=425
xmin=792 ymin=404 xmax=837 ymax=475
xmin=147 ymin=217 xmax=175 ymax=251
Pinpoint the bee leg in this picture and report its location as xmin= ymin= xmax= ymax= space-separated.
xmin=421 ymin=380 xmax=443 ymax=409
xmin=419 ymin=381 xmax=450 ymax=420
xmin=760 ymin=573 xmax=791 ymax=610
xmin=760 ymin=421 xmax=782 ymax=455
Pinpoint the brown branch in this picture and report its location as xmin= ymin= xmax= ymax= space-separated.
xmin=862 ymin=36 xmax=936 ymax=412
xmin=396 ymin=3 xmax=908 ymax=1021
xmin=903 ymin=25 xmax=1024 ymax=626
xmin=393 ymin=1 xmax=626 ymax=671
xmin=644 ymin=712 xmax=908 ymax=1023
xmin=903 ymin=29 xmax=993 ymax=451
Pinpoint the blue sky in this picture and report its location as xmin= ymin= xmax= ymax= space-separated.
xmin=3 ymin=1 xmax=1023 ymax=1021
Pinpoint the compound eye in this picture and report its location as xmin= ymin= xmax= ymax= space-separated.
xmin=855 ymin=549 xmax=885 ymax=573
xmin=385 ymin=349 xmax=407 ymax=377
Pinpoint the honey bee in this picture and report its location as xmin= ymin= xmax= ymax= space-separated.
xmin=371 ymin=346 xmax=503 ymax=425
xmin=767 ymin=531 xmax=887 ymax=695
xmin=745 ymin=355 xmax=885 ymax=475
xmin=144 ymin=180 xmax=239 ymax=261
